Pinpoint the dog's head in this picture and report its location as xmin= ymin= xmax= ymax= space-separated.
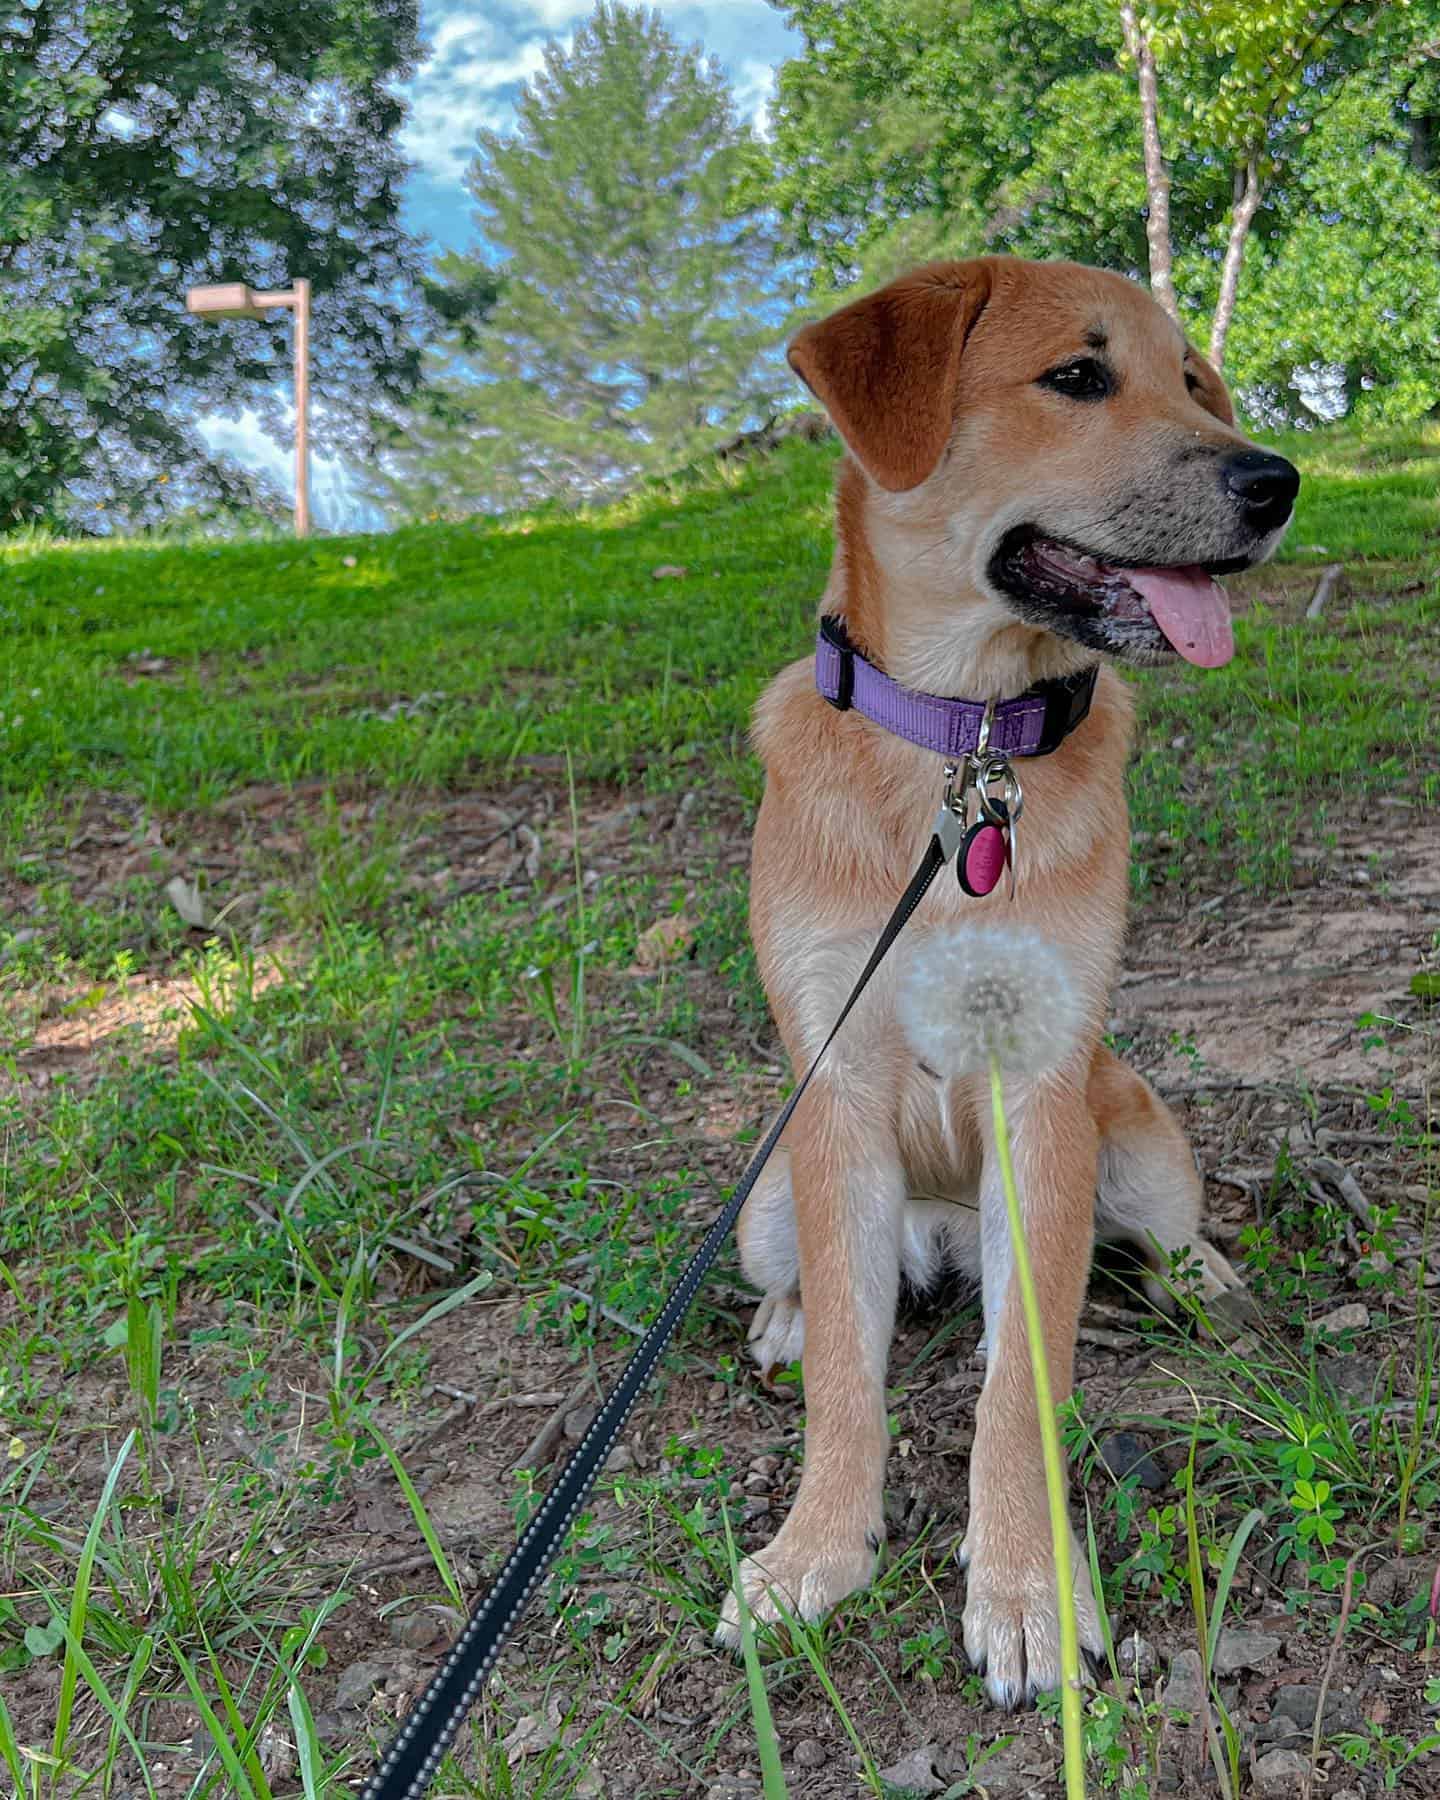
xmin=788 ymin=258 xmax=1298 ymax=671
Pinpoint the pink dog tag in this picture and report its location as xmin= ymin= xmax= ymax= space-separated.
xmin=957 ymin=820 xmax=1009 ymax=897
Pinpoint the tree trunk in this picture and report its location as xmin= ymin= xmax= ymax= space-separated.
xmin=1209 ymin=158 xmax=1264 ymax=369
xmin=1119 ymin=2 xmax=1180 ymax=327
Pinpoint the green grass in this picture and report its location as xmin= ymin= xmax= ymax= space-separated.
xmin=0 ymin=420 xmax=1436 ymax=1796
xmin=3 ymin=423 xmax=1436 ymax=878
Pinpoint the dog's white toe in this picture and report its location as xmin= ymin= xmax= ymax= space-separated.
xmin=961 ymin=1529 xmax=1105 ymax=1708
xmin=716 ymin=1526 xmax=878 ymax=1647
xmin=747 ymin=1291 xmax=805 ymax=1378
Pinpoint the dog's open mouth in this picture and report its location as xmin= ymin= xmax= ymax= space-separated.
xmin=990 ymin=530 xmax=1249 ymax=668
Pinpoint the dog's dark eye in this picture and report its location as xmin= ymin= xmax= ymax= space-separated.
xmin=1040 ymin=358 xmax=1112 ymax=401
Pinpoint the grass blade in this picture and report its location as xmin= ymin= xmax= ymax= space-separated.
xmin=1205 ymin=1507 xmax=1264 ymax=1672
xmin=168 ymin=1639 xmax=264 ymax=1799
xmin=55 ymin=1619 xmax=158 ymax=1800
xmin=990 ymin=1061 xmax=1085 ymax=1800
xmin=102 ymin=1631 xmax=158 ymax=1798
xmin=0 ymin=1690 xmax=29 ymax=1794
xmin=52 ymin=1429 xmax=136 ymax=1771
xmin=287 ymin=1677 xmax=326 ymax=1798
xmin=1085 ymin=1497 xmax=1119 ymax=1684
xmin=372 ymin=1272 xmax=494 ymax=1376
xmin=367 ymin=1423 xmax=464 ymax=1610
xmin=720 ymin=1512 xmax=789 ymax=1800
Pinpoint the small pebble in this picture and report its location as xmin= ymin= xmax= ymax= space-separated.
xmin=333 ymin=1660 xmax=385 ymax=1710
xmin=1161 ymin=1648 xmax=1206 ymax=1715
xmin=1118 ymin=1631 xmax=1156 ymax=1679
xmin=388 ymin=1606 xmax=463 ymax=1651
xmin=1310 ymin=1302 xmax=1369 ymax=1337
xmin=1253 ymin=1748 xmax=1311 ymax=1794
xmin=792 ymin=1739 xmax=827 ymax=1769
xmin=564 ymin=1405 xmax=597 ymax=1440
xmin=1099 ymin=1431 xmax=1165 ymax=1491
xmin=1212 ymin=1627 xmax=1281 ymax=1675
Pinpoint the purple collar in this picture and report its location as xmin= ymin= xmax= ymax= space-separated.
xmin=814 ymin=615 xmax=1097 ymax=759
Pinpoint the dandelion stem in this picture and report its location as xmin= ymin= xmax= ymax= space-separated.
xmin=989 ymin=1056 xmax=1086 ymax=1800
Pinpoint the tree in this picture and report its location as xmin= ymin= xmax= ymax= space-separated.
xmin=373 ymin=3 xmax=790 ymax=517
xmin=762 ymin=0 xmax=1134 ymax=294
xmin=1116 ymin=1 xmax=1431 ymax=368
xmin=1220 ymin=53 xmax=1440 ymax=423
xmin=0 ymin=0 xmax=425 ymax=532
xmin=765 ymin=0 xmax=1440 ymax=420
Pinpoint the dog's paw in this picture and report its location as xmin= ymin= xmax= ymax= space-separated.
xmin=715 ymin=1524 xmax=878 ymax=1647
xmin=1141 ymin=1238 xmax=1248 ymax=1313
xmin=747 ymin=1291 xmax=805 ymax=1379
xmin=960 ymin=1526 xmax=1105 ymax=1708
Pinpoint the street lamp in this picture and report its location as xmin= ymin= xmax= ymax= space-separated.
xmin=186 ymin=280 xmax=312 ymax=537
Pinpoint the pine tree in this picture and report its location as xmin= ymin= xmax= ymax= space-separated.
xmin=375 ymin=3 xmax=788 ymax=516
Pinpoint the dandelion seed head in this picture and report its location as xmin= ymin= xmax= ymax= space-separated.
xmin=898 ymin=925 xmax=1085 ymax=1076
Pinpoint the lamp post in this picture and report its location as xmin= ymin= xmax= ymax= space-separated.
xmin=186 ymin=280 xmax=312 ymax=537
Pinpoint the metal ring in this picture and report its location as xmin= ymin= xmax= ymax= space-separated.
xmin=977 ymin=760 xmax=1024 ymax=825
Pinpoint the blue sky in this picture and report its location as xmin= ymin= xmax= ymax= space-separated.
xmin=401 ymin=1 xmax=797 ymax=252
xmin=210 ymin=0 xmax=800 ymax=523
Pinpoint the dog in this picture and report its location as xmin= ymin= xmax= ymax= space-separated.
xmin=714 ymin=257 xmax=1298 ymax=1706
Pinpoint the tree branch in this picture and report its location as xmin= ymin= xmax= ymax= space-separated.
xmin=1209 ymin=155 xmax=1264 ymax=368
xmin=1119 ymin=2 xmax=1180 ymax=326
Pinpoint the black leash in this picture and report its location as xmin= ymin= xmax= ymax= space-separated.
xmin=360 ymin=806 xmax=964 ymax=1798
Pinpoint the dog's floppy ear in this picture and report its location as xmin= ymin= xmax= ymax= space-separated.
xmin=1184 ymin=348 xmax=1235 ymax=427
xmin=787 ymin=262 xmax=993 ymax=492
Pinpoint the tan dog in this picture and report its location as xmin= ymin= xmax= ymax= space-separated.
xmin=715 ymin=257 xmax=1298 ymax=1705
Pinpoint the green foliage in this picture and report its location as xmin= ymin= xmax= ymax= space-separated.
xmin=762 ymin=0 xmax=1130 ymax=291
xmin=767 ymin=0 xmax=1440 ymax=418
xmin=1220 ymin=58 xmax=1440 ymax=423
xmin=373 ymin=3 xmax=791 ymax=518
xmin=1 ymin=425 xmax=1433 ymax=900
xmin=0 ymin=0 xmax=425 ymax=533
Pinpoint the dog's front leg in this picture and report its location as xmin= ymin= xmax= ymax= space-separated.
xmin=717 ymin=1079 xmax=904 ymax=1642
xmin=962 ymin=1073 xmax=1107 ymax=1706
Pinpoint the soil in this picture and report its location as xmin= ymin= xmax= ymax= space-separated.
xmin=4 ymin=775 xmax=1436 ymax=1799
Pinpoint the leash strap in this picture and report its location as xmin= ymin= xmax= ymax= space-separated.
xmin=361 ymin=813 xmax=961 ymax=1799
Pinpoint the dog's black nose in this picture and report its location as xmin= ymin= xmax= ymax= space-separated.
xmin=1221 ymin=449 xmax=1300 ymax=532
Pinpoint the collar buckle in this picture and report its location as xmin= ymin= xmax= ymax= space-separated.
xmin=818 ymin=615 xmax=855 ymax=711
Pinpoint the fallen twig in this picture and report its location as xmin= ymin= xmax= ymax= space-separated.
xmin=511 ymin=1375 xmax=595 ymax=1473
xmin=1304 ymin=563 xmax=1344 ymax=620
xmin=359 ymin=1546 xmax=463 ymax=1583
xmin=1311 ymin=1155 xmax=1376 ymax=1230
xmin=555 ymin=1282 xmax=645 ymax=1337
xmin=1304 ymin=1540 xmax=1386 ymax=1800
xmin=1077 ymin=1325 xmax=1135 ymax=1351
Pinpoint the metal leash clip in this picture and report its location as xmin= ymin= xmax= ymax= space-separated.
xmin=934 ymin=755 xmax=973 ymax=863
xmin=945 ymin=703 xmax=1023 ymax=900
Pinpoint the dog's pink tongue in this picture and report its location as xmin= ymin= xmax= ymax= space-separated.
xmin=1126 ymin=566 xmax=1234 ymax=667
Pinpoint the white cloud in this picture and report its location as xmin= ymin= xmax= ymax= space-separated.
xmin=430 ymin=14 xmax=492 ymax=56
xmin=731 ymin=55 xmax=776 ymax=134
xmin=99 ymin=106 xmax=143 ymax=140
xmin=401 ymin=24 xmax=554 ymax=185
xmin=400 ymin=1 xmax=791 ymax=189
xmin=198 ymin=412 xmax=381 ymax=533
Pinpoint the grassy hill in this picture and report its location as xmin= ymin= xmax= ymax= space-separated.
xmin=3 ymin=426 xmax=1436 ymax=879
xmin=0 ymin=427 xmax=1436 ymax=1796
